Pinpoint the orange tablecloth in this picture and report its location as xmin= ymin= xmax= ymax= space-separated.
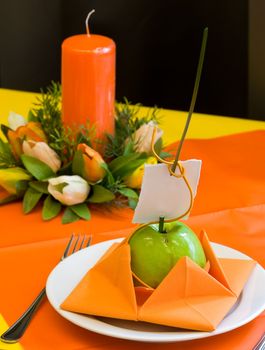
xmin=0 ymin=130 xmax=265 ymax=349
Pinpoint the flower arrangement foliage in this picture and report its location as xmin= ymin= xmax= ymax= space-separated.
xmin=0 ymin=83 xmax=168 ymax=223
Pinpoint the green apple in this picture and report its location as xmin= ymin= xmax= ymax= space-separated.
xmin=129 ymin=220 xmax=206 ymax=288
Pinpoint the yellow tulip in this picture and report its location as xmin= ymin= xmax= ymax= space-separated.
xmin=124 ymin=157 xmax=157 ymax=189
xmin=0 ymin=167 xmax=31 ymax=203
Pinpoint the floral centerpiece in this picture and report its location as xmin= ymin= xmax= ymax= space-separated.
xmin=0 ymin=83 xmax=169 ymax=223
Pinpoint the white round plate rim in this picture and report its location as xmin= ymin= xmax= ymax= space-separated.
xmin=46 ymin=238 xmax=265 ymax=343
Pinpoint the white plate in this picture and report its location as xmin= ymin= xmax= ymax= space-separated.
xmin=46 ymin=238 xmax=265 ymax=343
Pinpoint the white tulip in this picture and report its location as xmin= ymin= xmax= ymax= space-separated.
xmin=22 ymin=141 xmax=61 ymax=173
xmin=48 ymin=175 xmax=90 ymax=206
xmin=132 ymin=121 xmax=163 ymax=154
xmin=8 ymin=111 xmax=27 ymax=130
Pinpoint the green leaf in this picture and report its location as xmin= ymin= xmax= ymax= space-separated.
xmin=53 ymin=182 xmax=68 ymax=193
xmin=0 ymin=194 xmax=18 ymax=205
xmin=0 ymin=138 xmax=17 ymax=168
xmin=70 ymin=203 xmax=91 ymax=220
xmin=118 ymin=187 xmax=139 ymax=199
xmin=16 ymin=180 xmax=29 ymax=197
xmin=128 ymin=198 xmax=138 ymax=209
xmin=23 ymin=188 xmax=43 ymax=214
xmin=88 ymin=185 xmax=115 ymax=203
xmin=101 ymin=162 xmax=115 ymax=185
xmin=72 ymin=150 xmax=84 ymax=177
xmin=154 ymin=137 xmax=163 ymax=155
xmin=62 ymin=207 xmax=80 ymax=224
xmin=58 ymin=161 xmax=72 ymax=175
xmin=108 ymin=153 xmax=140 ymax=172
xmin=159 ymin=151 xmax=172 ymax=159
xmin=0 ymin=124 xmax=11 ymax=140
xmin=29 ymin=181 xmax=49 ymax=194
xmin=109 ymin=154 xmax=147 ymax=179
xmin=123 ymin=141 xmax=134 ymax=156
xmin=21 ymin=155 xmax=55 ymax=180
xmin=42 ymin=195 xmax=62 ymax=220
xmin=27 ymin=109 xmax=38 ymax=122
xmin=0 ymin=138 xmax=10 ymax=153
xmin=119 ymin=159 xmax=147 ymax=179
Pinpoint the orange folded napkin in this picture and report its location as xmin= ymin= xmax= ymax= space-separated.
xmin=61 ymin=231 xmax=255 ymax=331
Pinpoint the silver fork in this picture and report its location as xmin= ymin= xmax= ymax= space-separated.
xmin=0 ymin=234 xmax=91 ymax=344
xmin=253 ymin=333 xmax=265 ymax=350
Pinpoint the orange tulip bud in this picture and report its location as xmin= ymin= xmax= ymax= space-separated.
xmin=7 ymin=122 xmax=47 ymax=160
xmin=77 ymin=143 xmax=106 ymax=184
xmin=17 ymin=122 xmax=47 ymax=143
xmin=7 ymin=129 xmax=23 ymax=160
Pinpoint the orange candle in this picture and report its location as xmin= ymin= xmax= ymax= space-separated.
xmin=61 ymin=11 xmax=115 ymax=141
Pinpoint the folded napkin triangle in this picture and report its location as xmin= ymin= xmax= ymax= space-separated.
xmin=138 ymin=256 xmax=236 ymax=330
xmin=218 ymin=258 xmax=256 ymax=297
xmin=61 ymin=242 xmax=138 ymax=320
xmin=199 ymin=231 xmax=231 ymax=289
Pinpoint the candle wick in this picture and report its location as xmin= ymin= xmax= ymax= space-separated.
xmin=85 ymin=9 xmax=95 ymax=36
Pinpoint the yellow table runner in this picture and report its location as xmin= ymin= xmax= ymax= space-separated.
xmin=1 ymin=88 xmax=265 ymax=144
xmin=0 ymin=315 xmax=23 ymax=350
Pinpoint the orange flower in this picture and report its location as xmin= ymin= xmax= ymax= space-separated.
xmin=7 ymin=122 xmax=47 ymax=160
xmin=77 ymin=144 xmax=106 ymax=184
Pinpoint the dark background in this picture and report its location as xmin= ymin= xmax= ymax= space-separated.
xmin=0 ymin=0 xmax=265 ymax=120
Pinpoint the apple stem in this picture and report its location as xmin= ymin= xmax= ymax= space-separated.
xmin=159 ymin=216 xmax=166 ymax=233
